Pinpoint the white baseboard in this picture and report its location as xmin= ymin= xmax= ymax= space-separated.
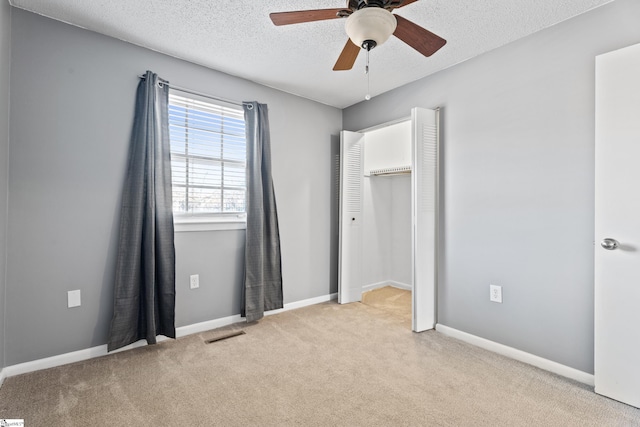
xmin=363 ymin=281 xmax=412 ymax=292
xmin=363 ymin=281 xmax=389 ymax=292
xmin=3 ymin=335 xmax=170 ymax=379
xmin=265 ymin=292 xmax=337 ymax=316
xmin=388 ymin=281 xmax=412 ymax=291
xmin=176 ymin=314 xmax=244 ymax=338
xmin=1 ymin=292 xmax=338 ymax=383
xmin=435 ymin=324 xmax=594 ymax=386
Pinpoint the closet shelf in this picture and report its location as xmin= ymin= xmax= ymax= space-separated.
xmin=369 ymin=165 xmax=412 ymax=176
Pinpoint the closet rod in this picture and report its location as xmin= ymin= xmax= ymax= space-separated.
xmin=137 ymin=74 xmax=243 ymax=107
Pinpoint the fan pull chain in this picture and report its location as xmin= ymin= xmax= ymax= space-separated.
xmin=365 ymin=48 xmax=371 ymax=101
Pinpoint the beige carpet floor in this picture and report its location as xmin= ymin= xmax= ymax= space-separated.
xmin=1 ymin=298 xmax=640 ymax=426
xmin=362 ymin=285 xmax=412 ymax=324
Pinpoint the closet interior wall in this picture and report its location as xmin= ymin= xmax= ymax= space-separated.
xmin=361 ymin=121 xmax=412 ymax=291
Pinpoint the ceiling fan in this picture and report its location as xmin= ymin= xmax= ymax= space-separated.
xmin=270 ymin=0 xmax=447 ymax=71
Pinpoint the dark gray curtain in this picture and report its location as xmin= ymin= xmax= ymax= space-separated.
xmin=242 ymin=102 xmax=283 ymax=322
xmin=108 ymin=71 xmax=176 ymax=352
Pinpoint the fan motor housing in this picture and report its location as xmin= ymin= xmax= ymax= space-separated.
xmin=358 ymin=0 xmax=386 ymax=9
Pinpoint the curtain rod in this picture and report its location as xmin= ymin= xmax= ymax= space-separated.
xmin=138 ymin=74 xmax=243 ymax=107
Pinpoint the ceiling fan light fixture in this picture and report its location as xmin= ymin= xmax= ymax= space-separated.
xmin=345 ymin=7 xmax=397 ymax=49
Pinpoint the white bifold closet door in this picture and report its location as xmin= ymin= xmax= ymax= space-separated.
xmin=411 ymin=108 xmax=438 ymax=332
xmin=338 ymin=131 xmax=365 ymax=304
xmin=338 ymin=108 xmax=439 ymax=332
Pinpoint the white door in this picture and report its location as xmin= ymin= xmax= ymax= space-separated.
xmin=595 ymin=42 xmax=640 ymax=408
xmin=338 ymin=131 xmax=365 ymax=304
xmin=411 ymin=108 xmax=439 ymax=332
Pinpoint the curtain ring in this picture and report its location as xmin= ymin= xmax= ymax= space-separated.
xmin=247 ymin=104 xmax=254 ymax=110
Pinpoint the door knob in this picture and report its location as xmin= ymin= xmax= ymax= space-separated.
xmin=601 ymin=238 xmax=619 ymax=250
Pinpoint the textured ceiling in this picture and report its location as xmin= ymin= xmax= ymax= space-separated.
xmin=9 ymin=0 xmax=613 ymax=108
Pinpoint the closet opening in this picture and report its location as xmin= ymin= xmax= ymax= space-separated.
xmin=338 ymin=108 xmax=439 ymax=332
xmin=361 ymin=120 xmax=413 ymax=324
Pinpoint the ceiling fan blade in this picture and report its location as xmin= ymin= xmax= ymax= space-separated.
xmin=270 ymin=9 xmax=346 ymax=26
xmin=393 ymin=15 xmax=446 ymax=57
xmin=333 ymin=39 xmax=361 ymax=71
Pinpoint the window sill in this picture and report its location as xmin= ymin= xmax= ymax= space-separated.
xmin=174 ymin=217 xmax=246 ymax=232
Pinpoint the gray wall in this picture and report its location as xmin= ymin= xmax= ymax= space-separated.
xmin=0 ymin=0 xmax=11 ymax=371
xmin=362 ymin=176 xmax=392 ymax=286
xmin=344 ymin=0 xmax=640 ymax=374
xmin=390 ymin=176 xmax=411 ymax=286
xmin=6 ymin=9 xmax=341 ymax=365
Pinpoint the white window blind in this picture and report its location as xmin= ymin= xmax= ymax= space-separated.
xmin=168 ymin=93 xmax=246 ymax=217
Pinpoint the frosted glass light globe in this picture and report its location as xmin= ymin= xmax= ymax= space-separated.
xmin=345 ymin=8 xmax=397 ymax=48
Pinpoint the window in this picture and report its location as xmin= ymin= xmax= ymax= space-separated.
xmin=168 ymin=92 xmax=246 ymax=224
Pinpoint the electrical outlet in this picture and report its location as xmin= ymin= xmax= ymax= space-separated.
xmin=489 ymin=285 xmax=502 ymax=303
xmin=190 ymin=274 xmax=199 ymax=289
xmin=68 ymin=290 xmax=81 ymax=308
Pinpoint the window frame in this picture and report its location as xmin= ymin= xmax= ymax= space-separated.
xmin=168 ymin=90 xmax=247 ymax=232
